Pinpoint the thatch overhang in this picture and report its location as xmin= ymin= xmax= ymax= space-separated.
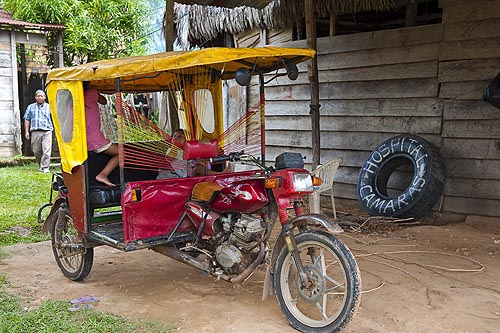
xmin=173 ymin=0 xmax=394 ymax=49
xmin=174 ymin=0 xmax=272 ymax=9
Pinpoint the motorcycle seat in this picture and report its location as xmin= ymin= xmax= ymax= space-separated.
xmin=85 ymin=148 xmax=158 ymax=210
xmin=89 ymin=186 xmax=122 ymax=208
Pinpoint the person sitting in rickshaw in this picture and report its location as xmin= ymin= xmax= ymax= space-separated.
xmin=192 ymin=158 xmax=233 ymax=176
xmin=157 ymin=129 xmax=188 ymax=179
xmin=84 ymin=82 xmax=118 ymax=187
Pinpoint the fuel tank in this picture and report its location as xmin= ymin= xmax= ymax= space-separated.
xmin=210 ymin=179 xmax=268 ymax=213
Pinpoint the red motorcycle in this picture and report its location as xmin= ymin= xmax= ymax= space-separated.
xmin=42 ymin=150 xmax=361 ymax=332
xmin=38 ymin=47 xmax=361 ymax=332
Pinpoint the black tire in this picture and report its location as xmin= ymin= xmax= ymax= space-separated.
xmin=357 ymin=134 xmax=445 ymax=219
xmin=51 ymin=204 xmax=93 ymax=281
xmin=273 ymin=231 xmax=361 ymax=333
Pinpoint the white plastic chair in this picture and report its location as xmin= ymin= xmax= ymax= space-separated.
xmin=309 ymin=157 xmax=343 ymax=219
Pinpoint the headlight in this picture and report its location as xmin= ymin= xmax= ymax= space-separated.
xmin=292 ymin=173 xmax=313 ymax=192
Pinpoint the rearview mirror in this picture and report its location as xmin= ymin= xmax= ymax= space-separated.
xmin=235 ymin=68 xmax=251 ymax=86
xmin=286 ymin=63 xmax=299 ymax=81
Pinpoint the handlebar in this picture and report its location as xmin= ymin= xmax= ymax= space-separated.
xmin=209 ymin=152 xmax=273 ymax=172
xmin=209 ymin=151 xmax=243 ymax=164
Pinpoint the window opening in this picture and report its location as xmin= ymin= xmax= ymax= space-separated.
xmin=193 ymin=88 xmax=215 ymax=134
xmin=55 ymin=89 xmax=74 ymax=143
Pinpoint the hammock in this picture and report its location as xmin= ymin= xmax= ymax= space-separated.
xmin=98 ymin=96 xmax=263 ymax=176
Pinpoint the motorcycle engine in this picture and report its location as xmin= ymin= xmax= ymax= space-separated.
xmin=227 ymin=214 xmax=265 ymax=251
xmin=215 ymin=243 xmax=242 ymax=272
xmin=215 ymin=214 xmax=266 ymax=274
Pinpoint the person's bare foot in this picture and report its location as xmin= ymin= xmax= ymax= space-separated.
xmin=96 ymin=175 xmax=115 ymax=187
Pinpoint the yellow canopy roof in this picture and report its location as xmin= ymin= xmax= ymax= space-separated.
xmin=47 ymin=47 xmax=315 ymax=173
xmin=47 ymin=47 xmax=315 ymax=93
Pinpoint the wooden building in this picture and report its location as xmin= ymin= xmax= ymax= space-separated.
xmin=174 ymin=0 xmax=500 ymax=221
xmin=0 ymin=10 xmax=64 ymax=158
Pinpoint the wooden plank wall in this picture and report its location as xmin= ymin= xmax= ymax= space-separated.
xmin=0 ymin=31 xmax=15 ymax=157
xmin=438 ymin=0 xmax=500 ymax=217
xmin=235 ymin=29 xmax=261 ymax=48
xmin=244 ymin=0 xmax=500 ymax=220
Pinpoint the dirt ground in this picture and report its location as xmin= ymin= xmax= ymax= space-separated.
xmin=1 ymin=214 xmax=499 ymax=333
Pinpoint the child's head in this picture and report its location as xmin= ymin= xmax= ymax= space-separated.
xmin=172 ymin=129 xmax=186 ymax=145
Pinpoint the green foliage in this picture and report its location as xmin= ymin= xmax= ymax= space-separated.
xmin=0 ymin=164 xmax=52 ymax=246
xmin=0 ymin=273 xmax=7 ymax=286
xmin=1 ymin=0 xmax=72 ymax=24
xmin=149 ymin=109 xmax=160 ymax=124
xmin=2 ymin=0 xmax=152 ymax=64
xmin=0 ymin=292 xmax=175 ymax=333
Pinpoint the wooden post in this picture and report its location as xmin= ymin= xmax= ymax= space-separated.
xmin=260 ymin=28 xmax=268 ymax=46
xmin=19 ymin=43 xmax=29 ymax=155
xmin=52 ymin=31 xmax=64 ymax=68
xmin=259 ymin=73 xmax=266 ymax=166
xmin=406 ymin=0 xmax=417 ymax=27
xmin=305 ymin=0 xmax=320 ymax=169
xmin=10 ymin=32 xmax=21 ymax=155
xmin=164 ymin=0 xmax=179 ymax=132
xmin=329 ymin=2 xmax=336 ymax=36
xmin=165 ymin=0 xmax=174 ymax=51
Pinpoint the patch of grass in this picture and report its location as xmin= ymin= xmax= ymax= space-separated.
xmin=0 ymin=164 xmax=176 ymax=332
xmin=0 ymin=164 xmax=53 ymax=246
xmin=0 ymin=274 xmax=7 ymax=286
xmin=0 ymin=291 xmax=175 ymax=333
xmin=0 ymin=248 xmax=8 ymax=261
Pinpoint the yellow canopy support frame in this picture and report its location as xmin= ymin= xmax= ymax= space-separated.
xmin=46 ymin=47 xmax=315 ymax=173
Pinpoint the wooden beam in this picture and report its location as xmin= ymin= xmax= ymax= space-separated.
xmin=329 ymin=14 xmax=337 ymax=36
xmin=406 ymin=0 xmax=418 ymax=27
xmin=10 ymin=31 xmax=21 ymax=155
xmin=260 ymin=28 xmax=268 ymax=46
xmin=53 ymin=31 xmax=64 ymax=68
xmin=305 ymin=0 xmax=320 ymax=169
xmin=164 ymin=0 xmax=179 ymax=132
xmin=13 ymin=32 xmax=46 ymax=45
xmin=165 ymin=0 xmax=175 ymax=51
xmin=19 ymin=42 xmax=29 ymax=155
xmin=329 ymin=1 xmax=336 ymax=36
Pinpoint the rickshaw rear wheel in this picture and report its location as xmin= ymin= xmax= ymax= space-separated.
xmin=51 ymin=204 xmax=93 ymax=281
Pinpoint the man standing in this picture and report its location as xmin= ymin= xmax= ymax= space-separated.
xmin=23 ymin=89 xmax=53 ymax=173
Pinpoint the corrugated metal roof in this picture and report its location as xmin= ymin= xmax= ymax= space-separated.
xmin=0 ymin=10 xmax=64 ymax=31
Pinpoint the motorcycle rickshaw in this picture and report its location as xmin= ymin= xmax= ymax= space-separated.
xmin=39 ymin=47 xmax=361 ymax=333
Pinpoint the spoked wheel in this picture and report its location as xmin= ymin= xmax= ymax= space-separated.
xmin=273 ymin=231 xmax=361 ymax=333
xmin=51 ymin=203 xmax=93 ymax=281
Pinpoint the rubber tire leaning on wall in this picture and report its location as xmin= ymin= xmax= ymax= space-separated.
xmin=357 ymin=134 xmax=445 ymax=219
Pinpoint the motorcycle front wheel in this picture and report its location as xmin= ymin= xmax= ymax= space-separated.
xmin=273 ymin=230 xmax=361 ymax=333
xmin=51 ymin=204 xmax=93 ymax=281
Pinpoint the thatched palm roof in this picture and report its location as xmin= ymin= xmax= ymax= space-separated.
xmin=174 ymin=0 xmax=272 ymax=9
xmin=172 ymin=0 xmax=394 ymax=49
